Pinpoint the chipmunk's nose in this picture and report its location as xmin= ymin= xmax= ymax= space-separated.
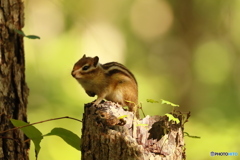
xmin=71 ymin=70 xmax=76 ymax=77
xmin=72 ymin=68 xmax=82 ymax=78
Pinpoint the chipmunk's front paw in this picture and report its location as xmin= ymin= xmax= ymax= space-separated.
xmin=91 ymin=99 xmax=105 ymax=107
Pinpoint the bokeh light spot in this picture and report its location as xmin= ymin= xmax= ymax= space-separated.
xmin=130 ymin=0 xmax=173 ymax=41
xmin=194 ymin=40 xmax=233 ymax=85
xmin=81 ymin=22 xmax=126 ymax=63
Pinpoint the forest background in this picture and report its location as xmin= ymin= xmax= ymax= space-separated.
xmin=24 ymin=0 xmax=240 ymax=159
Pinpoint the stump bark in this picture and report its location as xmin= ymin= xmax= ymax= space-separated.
xmin=81 ymin=101 xmax=189 ymax=160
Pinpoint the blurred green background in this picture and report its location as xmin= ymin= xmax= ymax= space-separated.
xmin=24 ymin=0 xmax=240 ymax=159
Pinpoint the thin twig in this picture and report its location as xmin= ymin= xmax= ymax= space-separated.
xmin=139 ymin=103 xmax=146 ymax=117
xmin=0 ymin=116 xmax=82 ymax=134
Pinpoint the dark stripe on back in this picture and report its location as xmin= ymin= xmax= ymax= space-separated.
xmin=102 ymin=62 xmax=137 ymax=84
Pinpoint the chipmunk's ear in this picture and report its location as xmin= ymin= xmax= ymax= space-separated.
xmin=93 ymin=56 xmax=99 ymax=67
xmin=82 ymin=54 xmax=86 ymax=58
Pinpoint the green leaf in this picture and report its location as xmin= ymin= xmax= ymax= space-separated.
xmin=10 ymin=119 xmax=43 ymax=157
xmin=146 ymin=99 xmax=159 ymax=103
xmin=118 ymin=115 xmax=128 ymax=119
xmin=161 ymin=99 xmax=179 ymax=107
xmin=165 ymin=113 xmax=180 ymax=124
xmin=44 ymin=128 xmax=81 ymax=151
xmin=14 ymin=29 xmax=40 ymax=40
xmin=25 ymin=35 xmax=41 ymax=39
xmin=14 ymin=29 xmax=26 ymax=36
xmin=125 ymin=100 xmax=137 ymax=106
xmin=122 ymin=106 xmax=129 ymax=110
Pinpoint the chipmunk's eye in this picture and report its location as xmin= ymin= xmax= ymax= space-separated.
xmin=82 ymin=65 xmax=90 ymax=71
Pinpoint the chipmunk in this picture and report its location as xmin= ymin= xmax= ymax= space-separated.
xmin=71 ymin=55 xmax=138 ymax=116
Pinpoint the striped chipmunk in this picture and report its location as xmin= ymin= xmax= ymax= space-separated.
xmin=71 ymin=55 xmax=138 ymax=116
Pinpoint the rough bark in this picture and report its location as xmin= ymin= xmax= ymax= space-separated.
xmin=81 ymin=101 xmax=189 ymax=160
xmin=0 ymin=0 xmax=29 ymax=160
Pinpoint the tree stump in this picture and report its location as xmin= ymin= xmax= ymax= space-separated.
xmin=81 ymin=101 xmax=189 ymax=160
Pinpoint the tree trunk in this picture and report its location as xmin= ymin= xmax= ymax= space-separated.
xmin=81 ymin=102 xmax=188 ymax=160
xmin=0 ymin=0 xmax=29 ymax=160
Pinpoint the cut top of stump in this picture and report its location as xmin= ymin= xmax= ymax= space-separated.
xmin=81 ymin=101 xmax=188 ymax=160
